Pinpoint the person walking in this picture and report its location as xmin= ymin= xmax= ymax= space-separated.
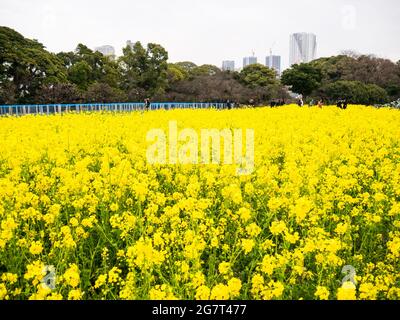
xmin=144 ymin=98 xmax=151 ymax=112
xmin=342 ymin=99 xmax=348 ymax=110
xmin=317 ymin=100 xmax=323 ymax=109
xmin=297 ymin=96 xmax=304 ymax=107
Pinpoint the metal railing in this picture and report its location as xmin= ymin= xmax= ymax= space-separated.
xmin=0 ymin=102 xmax=228 ymax=116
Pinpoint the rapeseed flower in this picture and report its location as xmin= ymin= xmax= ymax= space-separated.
xmin=0 ymin=106 xmax=399 ymax=300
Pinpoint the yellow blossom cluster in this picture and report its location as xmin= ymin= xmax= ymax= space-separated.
xmin=0 ymin=105 xmax=399 ymax=300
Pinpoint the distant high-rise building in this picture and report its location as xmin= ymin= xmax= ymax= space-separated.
xmin=266 ymin=55 xmax=281 ymax=76
xmin=243 ymin=56 xmax=257 ymax=68
xmin=95 ymin=45 xmax=116 ymax=60
xmin=222 ymin=60 xmax=235 ymax=72
xmin=289 ymin=33 xmax=317 ymax=66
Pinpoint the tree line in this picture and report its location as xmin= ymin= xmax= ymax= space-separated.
xmin=1 ymin=27 xmax=399 ymax=105
xmin=281 ymin=53 xmax=400 ymax=104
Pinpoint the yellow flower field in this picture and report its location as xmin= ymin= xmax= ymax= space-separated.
xmin=0 ymin=105 xmax=399 ymax=300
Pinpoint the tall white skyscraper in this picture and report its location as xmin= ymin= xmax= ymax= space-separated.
xmin=94 ymin=45 xmax=116 ymax=60
xmin=266 ymin=55 xmax=281 ymax=76
xmin=243 ymin=56 xmax=257 ymax=68
xmin=222 ymin=60 xmax=235 ymax=71
xmin=289 ymin=33 xmax=317 ymax=66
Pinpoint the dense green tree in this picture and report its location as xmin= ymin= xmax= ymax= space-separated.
xmin=56 ymin=51 xmax=77 ymax=69
xmin=365 ymin=84 xmax=389 ymax=104
xmin=0 ymin=26 xmax=67 ymax=103
xmin=239 ymin=64 xmax=278 ymax=88
xmin=281 ymin=63 xmax=322 ymax=98
xmin=119 ymin=41 xmax=168 ymax=97
xmin=119 ymin=41 xmax=146 ymax=92
xmin=385 ymin=84 xmax=400 ymax=97
xmin=58 ymin=44 xmax=121 ymax=90
xmin=175 ymin=61 xmax=198 ymax=74
xmin=101 ymin=62 xmax=120 ymax=88
xmin=311 ymin=55 xmax=355 ymax=82
xmin=311 ymin=55 xmax=400 ymax=100
xmin=167 ymin=63 xmax=189 ymax=85
xmin=319 ymin=80 xmax=388 ymax=104
xmin=85 ymin=82 xmax=127 ymax=103
xmin=68 ymin=61 xmax=92 ymax=90
xmin=192 ymin=64 xmax=221 ymax=76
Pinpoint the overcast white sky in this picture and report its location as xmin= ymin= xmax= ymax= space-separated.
xmin=0 ymin=0 xmax=399 ymax=70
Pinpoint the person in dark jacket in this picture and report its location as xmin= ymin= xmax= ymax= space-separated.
xmin=342 ymin=99 xmax=348 ymax=110
xmin=297 ymin=97 xmax=304 ymax=107
xmin=144 ymin=98 xmax=151 ymax=111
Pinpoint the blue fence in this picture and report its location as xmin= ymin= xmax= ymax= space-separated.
xmin=0 ymin=102 xmax=228 ymax=116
